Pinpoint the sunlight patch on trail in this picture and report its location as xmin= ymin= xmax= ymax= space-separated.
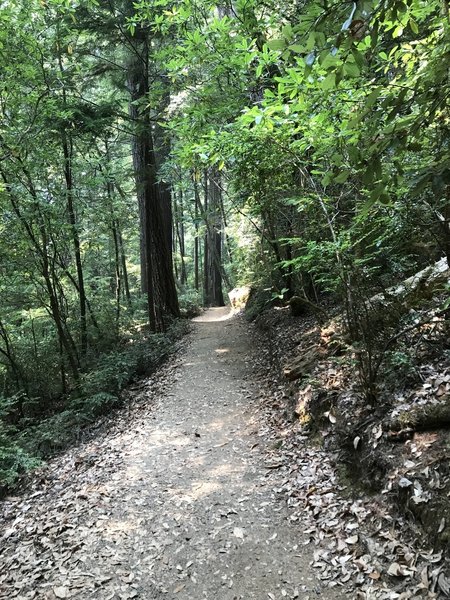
xmin=192 ymin=307 xmax=233 ymax=322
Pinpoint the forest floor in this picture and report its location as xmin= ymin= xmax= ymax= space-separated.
xmin=1 ymin=306 xmax=449 ymax=600
xmin=0 ymin=307 xmax=344 ymax=600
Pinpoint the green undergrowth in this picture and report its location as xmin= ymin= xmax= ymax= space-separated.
xmin=0 ymin=319 xmax=189 ymax=492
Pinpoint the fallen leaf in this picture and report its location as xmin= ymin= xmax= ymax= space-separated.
xmin=388 ymin=562 xmax=402 ymax=576
xmin=438 ymin=573 xmax=450 ymax=595
xmin=369 ymin=571 xmax=381 ymax=580
xmin=373 ymin=424 xmax=383 ymax=440
xmin=398 ymin=477 xmax=413 ymax=489
xmin=387 ymin=562 xmax=414 ymax=577
xmin=345 ymin=535 xmax=358 ymax=545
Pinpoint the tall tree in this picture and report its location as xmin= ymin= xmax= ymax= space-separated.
xmin=203 ymin=169 xmax=225 ymax=306
xmin=125 ymin=9 xmax=179 ymax=330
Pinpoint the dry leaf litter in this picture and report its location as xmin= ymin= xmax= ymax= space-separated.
xmin=1 ymin=308 xmax=343 ymax=600
xmin=1 ymin=306 xmax=449 ymax=599
xmin=249 ymin=306 xmax=450 ymax=599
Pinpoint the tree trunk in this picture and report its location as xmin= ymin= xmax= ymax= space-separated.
xmin=126 ymin=23 xmax=179 ymax=331
xmin=56 ymin=28 xmax=88 ymax=356
xmin=118 ymin=227 xmax=131 ymax=305
xmin=61 ymin=131 xmax=88 ymax=355
xmin=175 ymin=190 xmax=187 ymax=285
xmin=194 ymin=186 xmax=200 ymax=291
xmin=111 ymin=183 xmax=132 ymax=306
xmin=111 ymin=216 xmax=122 ymax=325
xmin=0 ymin=319 xmax=26 ymax=393
xmin=203 ymin=169 xmax=225 ymax=306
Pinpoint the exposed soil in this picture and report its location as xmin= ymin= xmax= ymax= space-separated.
xmin=0 ymin=308 xmax=344 ymax=600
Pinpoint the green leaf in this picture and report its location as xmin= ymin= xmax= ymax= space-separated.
xmin=373 ymin=157 xmax=382 ymax=180
xmin=334 ymin=170 xmax=350 ymax=183
xmin=306 ymin=32 xmax=316 ymax=51
xmin=365 ymin=87 xmax=382 ymax=108
xmin=351 ymin=49 xmax=365 ymax=68
xmin=361 ymin=196 xmax=377 ymax=215
xmin=409 ymin=18 xmax=419 ymax=34
xmin=371 ymin=21 xmax=379 ymax=48
xmin=395 ymin=0 xmax=407 ymax=13
xmin=267 ymin=39 xmax=285 ymax=51
xmin=362 ymin=166 xmax=374 ymax=185
xmin=347 ymin=145 xmax=360 ymax=162
xmin=282 ymin=24 xmax=293 ymax=40
xmin=411 ymin=174 xmax=431 ymax=196
xmin=331 ymin=153 xmax=343 ymax=166
xmin=370 ymin=182 xmax=385 ymax=202
xmin=335 ymin=65 xmax=344 ymax=86
xmin=442 ymin=294 xmax=450 ymax=311
xmin=344 ymin=61 xmax=360 ymax=77
xmin=321 ymin=72 xmax=336 ymax=90
xmin=321 ymin=53 xmax=338 ymax=69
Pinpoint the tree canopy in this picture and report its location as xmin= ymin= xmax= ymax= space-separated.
xmin=0 ymin=0 xmax=449 ymax=482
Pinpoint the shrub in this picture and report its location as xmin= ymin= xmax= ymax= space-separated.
xmin=178 ymin=289 xmax=202 ymax=318
xmin=70 ymin=392 xmax=120 ymax=418
xmin=0 ymin=422 xmax=40 ymax=489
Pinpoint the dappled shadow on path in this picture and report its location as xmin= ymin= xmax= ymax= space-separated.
xmin=0 ymin=309 xmax=342 ymax=600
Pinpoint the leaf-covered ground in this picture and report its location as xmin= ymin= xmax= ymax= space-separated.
xmin=0 ymin=308 xmax=343 ymax=600
xmin=250 ymin=305 xmax=450 ymax=599
xmin=2 ymin=307 xmax=449 ymax=599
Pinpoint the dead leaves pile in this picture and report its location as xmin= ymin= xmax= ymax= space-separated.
xmin=0 ymin=354 xmax=184 ymax=600
xmin=248 ymin=311 xmax=450 ymax=599
xmin=262 ymin=430 xmax=450 ymax=599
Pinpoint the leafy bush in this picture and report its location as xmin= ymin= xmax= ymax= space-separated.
xmin=0 ymin=319 xmax=189 ymax=488
xmin=0 ymin=422 xmax=40 ymax=489
xmin=178 ymin=289 xmax=202 ymax=318
xmin=81 ymin=350 xmax=136 ymax=397
xmin=386 ymin=350 xmax=416 ymax=380
xmin=17 ymin=410 xmax=90 ymax=458
xmin=70 ymin=392 xmax=120 ymax=419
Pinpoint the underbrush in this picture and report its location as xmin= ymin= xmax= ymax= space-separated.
xmin=0 ymin=319 xmax=189 ymax=491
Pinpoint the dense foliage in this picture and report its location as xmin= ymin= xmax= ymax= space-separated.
xmin=0 ymin=0 xmax=449 ymax=485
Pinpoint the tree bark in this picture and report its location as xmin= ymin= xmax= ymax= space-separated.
xmin=61 ymin=131 xmax=88 ymax=354
xmin=203 ymin=169 xmax=225 ymax=306
xmin=175 ymin=190 xmax=187 ymax=285
xmin=56 ymin=27 xmax=88 ymax=356
xmin=126 ymin=23 xmax=179 ymax=331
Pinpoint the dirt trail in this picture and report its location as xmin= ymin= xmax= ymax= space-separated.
xmin=1 ymin=308 xmax=342 ymax=600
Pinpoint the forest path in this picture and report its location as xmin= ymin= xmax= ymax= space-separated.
xmin=1 ymin=309 xmax=342 ymax=600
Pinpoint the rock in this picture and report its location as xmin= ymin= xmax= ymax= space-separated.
xmin=228 ymin=286 xmax=251 ymax=311
xmin=244 ymin=287 xmax=277 ymax=321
